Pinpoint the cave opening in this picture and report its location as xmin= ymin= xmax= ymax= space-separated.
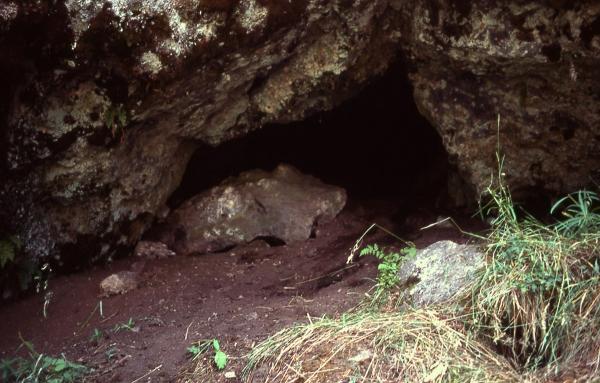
xmin=168 ymin=63 xmax=456 ymax=225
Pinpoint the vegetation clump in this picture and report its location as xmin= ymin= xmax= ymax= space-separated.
xmin=180 ymin=338 xmax=229 ymax=382
xmin=359 ymin=243 xmax=416 ymax=306
xmin=469 ymin=154 xmax=600 ymax=373
xmin=242 ymin=309 xmax=522 ymax=383
xmin=0 ymin=338 xmax=87 ymax=383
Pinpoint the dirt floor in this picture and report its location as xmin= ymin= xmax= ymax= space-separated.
xmin=0 ymin=203 xmax=481 ymax=382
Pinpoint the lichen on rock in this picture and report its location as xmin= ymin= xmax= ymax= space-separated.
xmin=397 ymin=240 xmax=484 ymax=306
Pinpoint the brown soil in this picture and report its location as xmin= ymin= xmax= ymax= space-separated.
xmin=0 ymin=204 xmax=481 ymax=382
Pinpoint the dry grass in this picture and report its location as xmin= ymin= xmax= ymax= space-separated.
xmin=468 ymin=158 xmax=600 ymax=372
xmin=242 ymin=309 xmax=525 ymax=383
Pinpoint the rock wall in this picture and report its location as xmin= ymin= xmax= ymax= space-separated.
xmin=395 ymin=0 xmax=600 ymax=195
xmin=1 ymin=0 xmax=600 ymax=263
xmin=0 ymin=0 xmax=400 ymax=261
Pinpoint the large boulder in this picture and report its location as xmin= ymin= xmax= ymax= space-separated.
xmin=161 ymin=164 xmax=347 ymax=255
xmin=395 ymin=1 xmax=600 ymax=196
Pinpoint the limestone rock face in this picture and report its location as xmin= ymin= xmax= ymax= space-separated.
xmin=395 ymin=1 xmax=600 ymax=196
xmin=163 ymin=164 xmax=347 ymax=255
xmin=397 ymin=240 xmax=484 ymax=306
xmin=0 ymin=0 xmax=399 ymax=261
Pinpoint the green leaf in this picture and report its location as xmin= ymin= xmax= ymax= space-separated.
xmin=212 ymin=339 xmax=220 ymax=351
xmin=402 ymin=247 xmax=417 ymax=258
xmin=118 ymin=108 xmax=127 ymax=127
xmin=187 ymin=345 xmax=200 ymax=355
xmin=214 ymin=350 xmax=227 ymax=370
xmin=53 ymin=359 xmax=67 ymax=372
xmin=0 ymin=240 xmax=16 ymax=268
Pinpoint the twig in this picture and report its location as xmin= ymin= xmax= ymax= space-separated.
xmin=184 ymin=320 xmax=194 ymax=341
xmin=294 ymin=264 xmax=358 ymax=286
xmin=130 ymin=364 xmax=162 ymax=383
xmin=99 ymin=311 xmax=119 ymax=323
xmin=78 ymin=302 xmax=99 ymax=331
xmin=419 ymin=216 xmax=486 ymax=240
xmin=346 ymin=223 xmax=410 ymax=264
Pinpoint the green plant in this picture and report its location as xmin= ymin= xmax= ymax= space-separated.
xmin=104 ymin=104 xmax=128 ymax=142
xmin=0 ymin=235 xmax=20 ymax=269
xmin=358 ymin=243 xmax=417 ymax=306
xmin=90 ymin=328 xmax=103 ymax=343
xmin=468 ymin=141 xmax=600 ymax=371
xmin=113 ymin=318 xmax=136 ymax=332
xmin=0 ymin=338 xmax=87 ymax=382
xmin=551 ymin=190 xmax=600 ymax=235
xmin=187 ymin=339 xmax=228 ymax=370
xmin=105 ymin=348 xmax=118 ymax=362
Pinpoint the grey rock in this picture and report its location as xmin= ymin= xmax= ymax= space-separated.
xmin=134 ymin=241 xmax=176 ymax=259
xmin=398 ymin=241 xmax=484 ymax=306
xmin=163 ymin=164 xmax=347 ymax=255
xmin=99 ymin=271 xmax=139 ymax=296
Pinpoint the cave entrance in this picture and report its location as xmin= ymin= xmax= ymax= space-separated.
xmin=169 ymin=63 xmax=453 ymax=223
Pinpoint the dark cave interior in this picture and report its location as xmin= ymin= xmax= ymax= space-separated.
xmin=168 ymin=63 xmax=453 ymax=215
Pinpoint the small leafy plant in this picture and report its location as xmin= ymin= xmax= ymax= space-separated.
xmin=359 ymin=243 xmax=416 ymax=290
xmin=358 ymin=243 xmax=417 ymax=307
xmin=0 ymin=339 xmax=87 ymax=382
xmin=113 ymin=318 xmax=136 ymax=332
xmin=0 ymin=235 xmax=20 ymax=269
xmin=90 ymin=328 xmax=103 ymax=343
xmin=187 ymin=339 xmax=228 ymax=370
xmin=104 ymin=104 xmax=128 ymax=143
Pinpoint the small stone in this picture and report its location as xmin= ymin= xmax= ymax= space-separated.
xmin=134 ymin=241 xmax=176 ymax=259
xmin=99 ymin=271 xmax=139 ymax=296
xmin=224 ymin=371 xmax=236 ymax=379
xmin=348 ymin=349 xmax=372 ymax=363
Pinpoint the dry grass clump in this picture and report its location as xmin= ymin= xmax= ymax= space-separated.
xmin=242 ymin=309 xmax=524 ymax=383
xmin=468 ymin=158 xmax=600 ymax=373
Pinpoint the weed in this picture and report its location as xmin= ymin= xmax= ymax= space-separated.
xmin=358 ymin=243 xmax=416 ymax=306
xmin=551 ymin=190 xmax=600 ymax=235
xmin=90 ymin=328 xmax=103 ymax=343
xmin=0 ymin=338 xmax=87 ymax=382
xmin=105 ymin=348 xmax=118 ymax=362
xmin=0 ymin=235 xmax=20 ymax=269
xmin=113 ymin=318 xmax=136 ymax=332
xmin=104 ymin=104 xmax=128 ymax=143
xmin=360 ymin=244 xmax=416 ymax=290
xmin=187 ymin=339 xmax=228 ymax=370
